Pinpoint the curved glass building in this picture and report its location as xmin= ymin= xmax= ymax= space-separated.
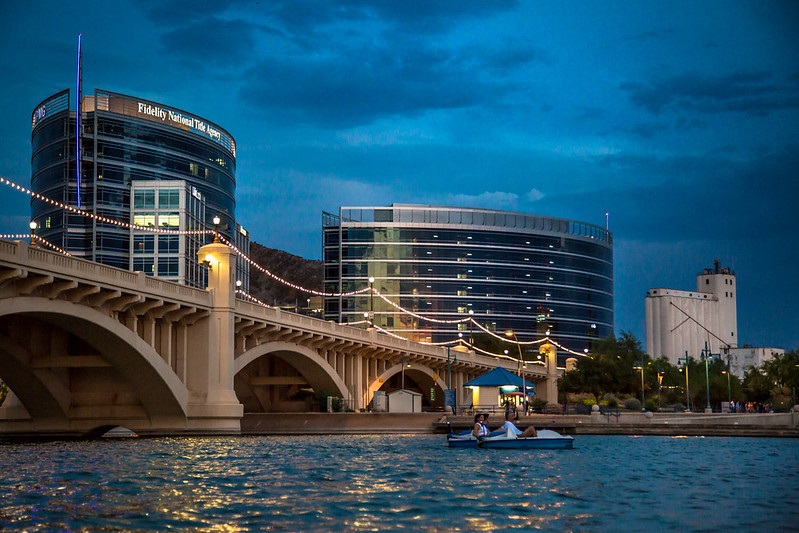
xmin=323 ymin=205 xmax=613 ymax=356
xmin=30 ymin=89 xmax=247 ymax=287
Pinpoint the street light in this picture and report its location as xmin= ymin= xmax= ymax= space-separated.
xmin=633 ymin=360 xmax=646 ymax=411
xmin=505 ymin=330 xmax=527 ymax=412
xmin=368 ymin=276 xmax=375 ymax=320
xmin=468 ymin=309 xmax=474 ymax=346
xmin=722 ymin=368 xmax=731 ymax=411
xmin=701 ymin=341 xmax=718 ymax=413
xmin=657 ymin=368 xmax=664 ymax=411
xmin=677 ymin=352 xmax=691 ymax=412
xmin=29 ymin=221 xmax=37 ymax=246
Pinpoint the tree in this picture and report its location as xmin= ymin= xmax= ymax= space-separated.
xmin=559 ymin=331 xmax=648 ymax=403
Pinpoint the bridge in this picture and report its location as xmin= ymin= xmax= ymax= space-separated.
xmin=0 ymin=238 xmax=559 ymax=437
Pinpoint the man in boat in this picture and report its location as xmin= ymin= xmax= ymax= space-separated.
xmin=499 ymin=408 xmax=537 ymax=437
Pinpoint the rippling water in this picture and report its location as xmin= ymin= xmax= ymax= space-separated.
xmin=1 ymin=434 xmax=797 ymax=531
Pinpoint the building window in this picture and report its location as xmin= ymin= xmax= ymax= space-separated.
xmin=134 ymin=234 xmax=154 ymax=253
xmin=133 ymin=214 xmax=156 ymax=227
xmin=133 ymin=190 xmax=155 ymax=209
xmin=159 ymin=189 xmax=180 ymax=209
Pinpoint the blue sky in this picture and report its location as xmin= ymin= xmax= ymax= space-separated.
xmin=1 ymin=1 xmax=797 ymax=350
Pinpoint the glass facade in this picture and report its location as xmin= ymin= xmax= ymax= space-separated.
xmin=30 ymin=89 xmax=248 ymax=289
xmin=323 ymin=205 xmax=613 ymax=355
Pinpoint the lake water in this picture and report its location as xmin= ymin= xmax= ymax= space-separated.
xmin=1 ymin=434 xmax=797 ymax=531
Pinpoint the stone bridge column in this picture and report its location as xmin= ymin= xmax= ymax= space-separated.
xmin=539 ymin=341 xmax=558 ymax=405
xmin=189 ymin=241 xmax=243 ymax=430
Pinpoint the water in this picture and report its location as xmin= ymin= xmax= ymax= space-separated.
xmin=1 ymin=434 xmax=797 ymax=531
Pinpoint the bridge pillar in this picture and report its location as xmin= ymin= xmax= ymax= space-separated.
xmin=190 ymin=242 xmax=243 ymax=430
xmin=539 ymin=341 xmax=559 ymax=406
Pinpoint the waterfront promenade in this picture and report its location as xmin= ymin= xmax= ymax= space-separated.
xmin=242 ymin=407 xmax=799 ymax=438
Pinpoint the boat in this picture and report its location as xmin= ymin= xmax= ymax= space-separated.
xmin=477 ymin=428 xmax=574 ymax=449
xmin=446 ymin=429 xmax=479 ymax=448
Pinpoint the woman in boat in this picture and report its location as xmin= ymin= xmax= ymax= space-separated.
xmin=499 ymin=408 xmax=537 ymax=437
xmin=472 ymin=413 xmax=490 ymax=437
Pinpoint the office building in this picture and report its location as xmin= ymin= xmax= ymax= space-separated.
xmin=30 ymin=89 xmax=248 ymax=287
xmin=323 ymin=205 xmax=614 ymax=357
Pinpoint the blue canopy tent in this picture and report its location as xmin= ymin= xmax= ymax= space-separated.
xmin=464 ymin=367 xmax=536 ymax=394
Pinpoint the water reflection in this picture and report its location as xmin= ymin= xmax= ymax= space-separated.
xmin=0 ymin=435 xmax=797 ymax=531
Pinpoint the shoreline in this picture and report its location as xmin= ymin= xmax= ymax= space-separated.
xmin=241 ymin=409 xmax=799 ymax=438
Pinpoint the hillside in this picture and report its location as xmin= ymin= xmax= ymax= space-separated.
xmin=247 ymin=242 xmax=323 ymax=308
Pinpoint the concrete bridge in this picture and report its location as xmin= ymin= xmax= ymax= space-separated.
xmin=0 ymin=238 xmax=558 ymax=437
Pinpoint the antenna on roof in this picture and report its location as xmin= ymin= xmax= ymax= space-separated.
xmin=75 ymin=34 xmax=83 ymax=209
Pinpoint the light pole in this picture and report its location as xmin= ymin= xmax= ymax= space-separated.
xmin=505 ymin=330 xmax=526 ymax=412
xmin=633 ymin=360 xmax=646 ymax=411
xmin=368 ymin=276 xmax=374 ymax=325
xmin=677 ymin=352 xmax=691 ymax=412
xmin=447 ymin=346 xmax=451 ymax=390
xmin=401 ymin=354 xmax=406 ymax=390
xmin=722 ymin=368 xmax=731 ymax=411
xmin=701 ymin=341 xmax=718 ymax=413
xmin=657 ymin=368 xmax=663 ymax=411
xmin=29 ymin=221 xmax=37 ymax=246
xmin=468 ymin=309 xmax=474 ymax=347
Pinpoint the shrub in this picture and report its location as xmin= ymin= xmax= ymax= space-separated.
xmin=602 ymin=394 xmax=619 ymax=408
xmin=623 ymin=397 xmax=641 ymax=411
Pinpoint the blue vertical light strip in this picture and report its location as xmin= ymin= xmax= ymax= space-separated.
xmin=75 ymin=34 xmax=82 ymax=209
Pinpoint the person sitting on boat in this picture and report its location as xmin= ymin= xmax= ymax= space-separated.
xmin=499 ymin=409 xmax=537 ymax=437
xmin=472 ymin=413 xmax=490 ymax=437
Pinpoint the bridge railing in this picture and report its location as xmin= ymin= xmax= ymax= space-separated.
xmin=0 ymin=239 xmax=212 ymax=307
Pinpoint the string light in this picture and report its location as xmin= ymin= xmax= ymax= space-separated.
xmin=1 ymin=175 xmax=593 ymax=356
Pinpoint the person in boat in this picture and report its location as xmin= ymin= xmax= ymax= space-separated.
xmin=499 ymin=408 xmax=537 ymax=437
xmin=472 ymin=413 xmax=490 ymax=437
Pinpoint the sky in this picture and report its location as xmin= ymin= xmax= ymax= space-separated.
xmin=0 ymin=1 xmax=797 ymax=351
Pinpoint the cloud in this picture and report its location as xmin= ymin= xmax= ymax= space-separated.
xmin=442 ymin=191 xmax=519 ymax=210
xmin=158 ymin=17 xmax=260 ymax=68
xmin=526 ymin=188 xmax=545 ymax=202
xmin=621 ymin=71 xmax=799 ymax=116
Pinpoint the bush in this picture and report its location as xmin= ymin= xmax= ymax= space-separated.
xmin=623 ymin=397 xmax=642 ymax=411
xmin=530 ymin=397 xmax=548 ymax=411
xmin=602 ymin=394 xmax=619 ymax=408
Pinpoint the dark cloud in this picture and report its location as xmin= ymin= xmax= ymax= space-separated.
xmin=158 ymin=17 xmax=260 ymax=67
xmin=621 ymin=71 xmax=799 ymax=116
xmin=238 ymin=36 xmax=524 ymax=128
xmin=551 ymin=144 xmax=799 ymax=246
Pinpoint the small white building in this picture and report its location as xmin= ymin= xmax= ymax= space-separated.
xmin=388 ymin=390 xmax=422 ymax=413
xmin=646 ymin=259 xmax=738 ymax=365
xmin=727 ymin=346 xmax=785 ymax=379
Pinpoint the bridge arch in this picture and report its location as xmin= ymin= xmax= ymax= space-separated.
xmin=234 ymin=341 xmax=349 ymax=412
xmin=0 ymin=297 xmax=187 ymax=425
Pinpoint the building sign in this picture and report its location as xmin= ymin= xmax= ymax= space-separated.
xmin=97 ymin=91 xmax=236 ymax=157
xmin=31 ymin=90 xmax=70 ymax=130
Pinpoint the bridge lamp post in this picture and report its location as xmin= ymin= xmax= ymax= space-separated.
xmin=29 ymin=221 xmax=37 ymax=246
xmin=368 ymin=276 xmax=375 ymax=326
xmin=212 ymin=215 xmax=221 ymax=243
xmin=468 ymin=309 xmax=474 ymax=346
xmin=504 ymin=330 xmax=527 ymax=411
xmin=677 ymin=352 xmax=691 ymax=412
